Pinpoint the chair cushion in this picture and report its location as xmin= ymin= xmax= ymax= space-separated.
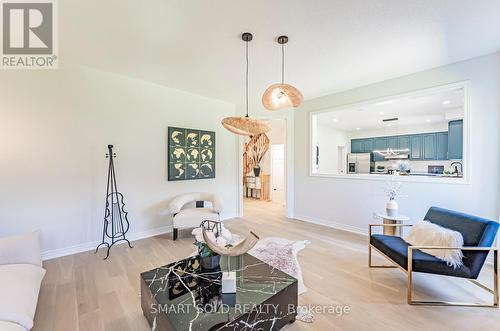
xmin=173 ymin=208 xmax=219 ymax=228
xmin=370 ymin=234 xmax=473 ymax=278
xmin=0 ymin=264 xmax=46 ymax=330
xmin=0 ymin=321 xmax=26 ymax=331
xmin=168 ymin=193 xmax=223 ymax=214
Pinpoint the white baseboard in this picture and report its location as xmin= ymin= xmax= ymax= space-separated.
xmin=40 ymin=214 xmax=237 ymax=261
xmin=293 ymin=214 xmax=367 ymax=236
xmin=41 ymin=225 xmax=173 ymax=261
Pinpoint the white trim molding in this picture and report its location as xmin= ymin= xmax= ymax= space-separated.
xmin=293 ymin=214 xmax=366 ymax=236
xmin=41 ymin=213 xmax=239 ymax=261
xmin=41 ymin=225 xmax=173 ymax=261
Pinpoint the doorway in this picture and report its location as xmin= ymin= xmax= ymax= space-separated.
xmin=241 ymin=118 xmax=287 ymax=218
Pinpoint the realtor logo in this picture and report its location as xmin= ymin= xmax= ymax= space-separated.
xmin=1 ymin=0 xmax=57 ymax=69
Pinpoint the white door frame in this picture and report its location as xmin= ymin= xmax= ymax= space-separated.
xmin=237 ymin=113 xmax=294 ymax=218
xmin=270 ymin=144 xmax=285 ymax=204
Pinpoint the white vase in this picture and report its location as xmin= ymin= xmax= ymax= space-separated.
xmin=386 ymin=200 xmax=399 ymax=217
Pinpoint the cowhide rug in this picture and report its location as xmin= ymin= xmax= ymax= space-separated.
xmin=248 ymin=237 xmax=314 ymax=323
xmin=248 ymin=237 xmax=309 ymax=294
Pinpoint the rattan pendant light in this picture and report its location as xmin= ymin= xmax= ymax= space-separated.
xmin=221 ymin=33 xmax=271 ymax=136
xmin=262 ymin=35 xmax=303 ymax=111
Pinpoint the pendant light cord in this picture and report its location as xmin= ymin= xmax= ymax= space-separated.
xmin=245 ymin=40 xmax=249 ymax=118
xmin=281 ymin=42 xmax=285 ymax=84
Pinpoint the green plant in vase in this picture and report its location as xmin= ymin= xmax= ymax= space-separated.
xmin=194 ymin=240 xmax=214 ymax=258
xmin=251 ymin=138 xmax=266 ymax=177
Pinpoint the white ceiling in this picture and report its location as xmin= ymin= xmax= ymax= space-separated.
xmin=316 ymin=88 xmax=464 ymax=132
xmin=61 ymin=0 xmax=500 ymax=109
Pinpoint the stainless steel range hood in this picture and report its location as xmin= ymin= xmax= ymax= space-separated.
xmin=374 ymin=147 xmax=410 ymax=160
xmin=384 ymin=153 xmax=409 ymax=160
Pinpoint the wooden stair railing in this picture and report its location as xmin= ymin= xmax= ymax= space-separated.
xmin=243 ymin=133 xmax=270 ymax=184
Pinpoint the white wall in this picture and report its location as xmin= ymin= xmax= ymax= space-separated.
xmin=294 ymin=52 xmax=500 ymax=233
xmin=266 ymin=119 xmax=286 ymax=145
xmin=316 ymin=124 xmax=349 ymax=174
xmin=261 ymin=119 xmax=285 ymax=174
xmin=0 ymin=65 xmax=238 ymax=258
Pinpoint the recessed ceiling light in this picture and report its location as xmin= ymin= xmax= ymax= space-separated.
xmin=387 ymin=124 xmax=392 ymax=127
xmin=426 ymin=119 xmax=431 ymax=123
xmin=355 ymin=127 xmax=361 ymax=131
xmin=379 ymin=111 xmax=385 ymax=115
xmin=442 ymin=100 xmax=451 ymax=105
xmin=332 ymin=118 xmax=338 ymax=122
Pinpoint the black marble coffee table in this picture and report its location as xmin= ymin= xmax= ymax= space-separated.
xmin=141 ymin=254 xmax=298 ymax=331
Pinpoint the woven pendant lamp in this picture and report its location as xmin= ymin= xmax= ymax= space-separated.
xmin=221 ymin=116 xmax=270 ymax=136
xmin=221 ymin=33 xmax=270 ymax=136
xmin=262 ymin=35 xmax=303 ymax=111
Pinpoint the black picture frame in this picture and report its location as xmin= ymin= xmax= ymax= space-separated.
xmin=168 ymin=127 xmax=215 ymax=181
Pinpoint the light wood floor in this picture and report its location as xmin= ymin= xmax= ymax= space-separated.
xmin=34 ymin=199 xmax=499 ymax=331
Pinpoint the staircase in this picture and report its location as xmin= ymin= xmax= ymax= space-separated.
xmin=243 ymin=133 xmax=270 ymax=179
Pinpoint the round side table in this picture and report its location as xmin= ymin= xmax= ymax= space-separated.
xmin=373 ymin=212 xmax=410 ymax=236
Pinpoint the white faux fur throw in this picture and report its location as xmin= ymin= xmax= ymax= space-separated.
xmin=404 ymin=220 xmax=464 ymax=268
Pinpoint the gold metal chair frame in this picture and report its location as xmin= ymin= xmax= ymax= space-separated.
xmin=369 ymin=223 xmax=499 ymax=307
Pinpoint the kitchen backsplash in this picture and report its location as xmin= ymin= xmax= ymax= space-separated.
xmin=375 ymin=160 xmax=462 ymax=173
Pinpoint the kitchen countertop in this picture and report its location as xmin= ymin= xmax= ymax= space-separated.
xmin=370 ymin=172 xmax=463 ymax=178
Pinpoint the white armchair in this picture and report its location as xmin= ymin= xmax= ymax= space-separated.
xmin=168 ymin=192 xmax=223 ymax=240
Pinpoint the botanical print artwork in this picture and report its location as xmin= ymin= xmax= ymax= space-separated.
xmin=168 ymin=127 xmax=215 ymax=181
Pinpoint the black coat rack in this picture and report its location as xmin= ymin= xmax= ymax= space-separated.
xmin=95 ymin=145 xmax=133 ymax=259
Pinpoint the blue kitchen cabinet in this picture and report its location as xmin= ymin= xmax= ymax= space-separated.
xmin=352 ymin=129 xmax=456 ymax=160
xmin=387 ymin=136 xmax=399 ymax=151
xmin=410 ymin=135 xmax=423 ymax=160
xmin=436 ymin=132 xmax=448 ymax=160
xmin=361 ymin=139 xmax=374 ymax=153
xmin=448 ymin=120 xmax=463 ymax=160
xmin=373 ymin=137 xmax=387 ymax=161
xmin=423 ymin=134 xmax=437 ymax=160
xmin=351 ymin=139 xmax=362 ymax=153
xmin=398 ymin=136 xmax=410 ymax=152
xmin=351 ymin=138 xmax=374 ymax=154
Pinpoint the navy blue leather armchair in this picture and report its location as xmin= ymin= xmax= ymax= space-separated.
xmin=369 ymin=207 xmax=499 ymax=307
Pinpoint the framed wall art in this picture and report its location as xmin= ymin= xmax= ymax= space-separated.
xmin=168 ymin=127 xmax=216 ymax=181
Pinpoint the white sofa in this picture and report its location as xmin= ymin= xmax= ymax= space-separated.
xmin=0 ymin=232 xmax=45 ymax=330
xmin=168 ymin=192 xmax=223 ymax=240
